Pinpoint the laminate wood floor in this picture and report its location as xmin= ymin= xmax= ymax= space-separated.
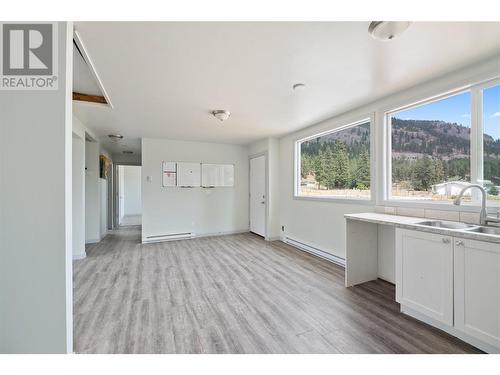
xmin=73 ymin=226 xmax=481 ymax=354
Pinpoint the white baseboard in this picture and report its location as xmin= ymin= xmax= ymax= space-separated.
xmin=85 ymin=238 xmax=100 ymax=244
xmin=72 ymin=252 xmax=86 ymax=260
xmin=265 ymin=236 xmax=281 ymax=241
xmin=401 ymin=305 xmax=498 ymax=354
xmin=142 ymin=229 xmax=249 ymax=244
xmin=283 ymin=236 xmax=346 ymax=267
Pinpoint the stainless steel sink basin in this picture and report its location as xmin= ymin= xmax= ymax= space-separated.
xmin=463 ymin=226 xmax=500 ymax=235
xmin=416 ymin=220 xmax=477 ymax=230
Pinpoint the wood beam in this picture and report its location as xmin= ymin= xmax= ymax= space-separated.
xmin=72 ymin=92 xmax=107 ymax=104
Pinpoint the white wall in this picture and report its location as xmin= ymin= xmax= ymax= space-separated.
xmin=0 ymin=22 xmax=73 ymax=353
xmin=141 ymin=138 xmax=249 ymax=241
xmin=277 ymin=56 xmax=500 ymax=261
xmin=85 ymin=140 xmax=100 ymax=243
xmin=121 ymin=166 xmax=142 ymax=217
xmin=72 ymin=133 xmax=86 ymax=259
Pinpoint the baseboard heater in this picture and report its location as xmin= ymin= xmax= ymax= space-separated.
xmin=142 ymin=232 xmax=194 ymax=243
xmin=284 ymin=236 xmax=346 ymax=267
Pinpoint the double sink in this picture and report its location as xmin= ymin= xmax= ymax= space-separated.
xmin=416 ymin=220 xmax=500 ymax=236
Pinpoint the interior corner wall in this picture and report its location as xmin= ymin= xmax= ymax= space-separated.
xmin=0 ymin=22 xmax=73 ymax=353
xmin=85 ymin=140 xmax=100 ymax=243
xmin=141 ymin=138 xmax=249 ymax=241
xmin=72 ymin=133 xmax=86 ymax=259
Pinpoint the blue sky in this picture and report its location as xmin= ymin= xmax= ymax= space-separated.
xmin=393 ymin=85 xmax=500 ymax=140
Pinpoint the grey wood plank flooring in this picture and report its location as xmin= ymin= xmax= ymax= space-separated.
xmin=73 ymin=226 xmax=482 ymax=354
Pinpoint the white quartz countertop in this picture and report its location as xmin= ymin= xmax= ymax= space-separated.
xmin=345 ymin=212 xmax=500 ymax=244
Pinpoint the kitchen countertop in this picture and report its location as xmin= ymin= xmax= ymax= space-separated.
xmin=345 ymin=212 xmax=500 ymax=244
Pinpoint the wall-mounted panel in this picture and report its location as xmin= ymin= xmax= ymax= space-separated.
xmin=201 ymin=164 xmax=234 ymax=187
xmin=177 ymin=162 xmax=201 ymax=187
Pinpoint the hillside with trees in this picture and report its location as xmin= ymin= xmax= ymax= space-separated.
xmin=300 ymin=119 xmax=500 ymax=195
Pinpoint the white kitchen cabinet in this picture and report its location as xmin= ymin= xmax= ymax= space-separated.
xmin=395 ymin=229 xmax=454 ymax=326
xmin=454 ymin=238 xmax=500 ymax=349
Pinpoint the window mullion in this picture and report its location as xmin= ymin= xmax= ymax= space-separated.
xmin=470 ymin=87 xmax=483 ymax=204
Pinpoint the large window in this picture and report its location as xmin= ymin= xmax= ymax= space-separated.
xmin=389 ymin=91 xmax=472 ymax=202
xmin=482 ymin=84 xmax=500 ymax=202
xmin=387 ymin=79 xmax=500 ymax=205
xmin=296 ymin=119 xmax=371 ymax=200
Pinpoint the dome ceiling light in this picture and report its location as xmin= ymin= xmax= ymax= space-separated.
xmin=212 ymin=110 xmax=231 ymax=122
xmin=107 ymin=134 xmax=124 ymax=142
xmin=368 ymin=21 xmax=411 ymax=41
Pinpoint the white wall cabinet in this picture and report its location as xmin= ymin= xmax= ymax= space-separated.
xmin=454 ymin=238 xmax=500 ymax=349
xmin=396 ymin=229 xmax=454 ymax=326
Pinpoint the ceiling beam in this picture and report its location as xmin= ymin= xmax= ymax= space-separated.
xmin=72 ymin=92 xmax=108 ymax=104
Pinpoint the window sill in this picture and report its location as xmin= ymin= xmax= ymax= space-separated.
xmin=293 ymin=195 xmax=374 ymax=205
xmin=380 ymin=199 xmax=500 ymax=212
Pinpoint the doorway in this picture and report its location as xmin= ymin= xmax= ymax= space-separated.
xmin=117 ymin=165 xmax=142 ymax=226
xmin=249 ymin=155 xmax=266 ymax=237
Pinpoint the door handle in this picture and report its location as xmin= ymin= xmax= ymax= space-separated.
xmin=260 ymin=201 xmax=265 ymax=204
xmin=442 ymin=238 xmax=450 ymax=244
xmin=455 ymin=240 xmax=464 ymax=246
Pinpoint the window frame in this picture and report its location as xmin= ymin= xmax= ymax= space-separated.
xmin=293 ymin=115 xmax=375 ymax=204
xmin=383 ymin=77 xmax=500 ymax=208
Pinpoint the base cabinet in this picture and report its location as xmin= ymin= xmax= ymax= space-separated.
xmin=395 ymin=229 xmax=454 ymax=326
xmin=396 ymin=228 xmax=500 ymax=353
xmin=454 ymin=238 xmax=500 ymax=350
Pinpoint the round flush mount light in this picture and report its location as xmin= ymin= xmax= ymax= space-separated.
xmin=292 ymin=83 xmax=306 ymax=91
xmin=368 ymin=21 xmax=411 ymax=41
xmin=212 ymin=110 xmax=231 ymax=122
xmin=107 ymin=134 xmax=124 ymax=142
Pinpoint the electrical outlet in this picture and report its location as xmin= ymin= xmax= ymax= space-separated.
xmin=281 ymin=225 xmax=285 ymax=232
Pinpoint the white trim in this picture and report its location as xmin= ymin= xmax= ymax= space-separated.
xmin=72 ymin=253 xmax=86 ymax=260
xmin=85 ymin=238 xmax=100 ymax=244
xmin=141 ymin=229 xmax=249 ymax=244
xmin=384 ymin=76 xmax=500 ymax=206
xmin=401 ymin=305 xmax=497 ymax=354
xmin=73 ymin=30 xmax=113 ymax=108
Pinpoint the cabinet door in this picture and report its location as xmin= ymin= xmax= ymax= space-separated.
xmin=396 ymin=229 xmax=454 ymax=326
xmin=454 ymin=238 xmax=500 ymax=348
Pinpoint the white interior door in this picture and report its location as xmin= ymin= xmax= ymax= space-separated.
xmin=250 ymin=155 xmax=266 ymax=237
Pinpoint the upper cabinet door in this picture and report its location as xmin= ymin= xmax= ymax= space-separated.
xmin=454 ymin=238 xmax=500 ymax=350
xmin=396 ymin=229 xmax=454 ymax=326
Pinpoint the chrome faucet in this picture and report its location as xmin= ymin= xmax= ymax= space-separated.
xmin=453 ymin=184 xmax=500 ymax=226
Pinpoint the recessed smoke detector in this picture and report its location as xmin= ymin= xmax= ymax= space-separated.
xmin=368 ymin=21 xmax=411 ymax=41
xmin=122 ymin=150 xmax=134 ymax=155
xmin=212 ymin=110 xmax=231 ymax=122
xmin=292 ymin=83 xmax=306 ymax=91
xmin=107 ymin=134 xmax=124 ymax=142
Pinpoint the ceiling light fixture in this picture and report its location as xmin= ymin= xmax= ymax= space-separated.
xmin=107 ymin=134 xmax=124 ymax=142
xmin=212 ymin=110 xmax=231 ymax=122
xmin=292 ymin=83 xmax=306 ymax=91
xmin=368 ymin=21 xmax=411 ymax=41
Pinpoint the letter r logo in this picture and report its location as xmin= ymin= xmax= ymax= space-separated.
xmin=2 ymin=24 xmax=53 ymax=75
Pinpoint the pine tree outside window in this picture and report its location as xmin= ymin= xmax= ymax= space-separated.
xmin=295 ymin=119 xmax=372 ymax=200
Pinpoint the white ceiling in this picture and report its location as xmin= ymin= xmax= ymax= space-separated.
xmin=73 ymin=22 xmax=500 ymax=154
xmin=73 ymin=44 xmax=102 ymax=95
